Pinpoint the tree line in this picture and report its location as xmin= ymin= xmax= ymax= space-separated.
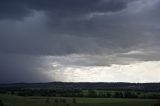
xmin=0 ymin=88 xmax=160 ymax=99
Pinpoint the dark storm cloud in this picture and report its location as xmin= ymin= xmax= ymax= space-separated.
xmin=1 ymin=0 xmax=159 ymax=56
xmin=0 ymin=0 xmax=160 ymax=57
xmin=0 ymin=0 xmax=131 ymax=19
xmin=1 ymin=0 xmax=160 ymax=83
xmin=0 ymin=0 xmax=135 ymax=56
xmin=0 ymin=1 xmax=32 ymax=20
xmin=0 ymin=51 xmax=50 ymax=83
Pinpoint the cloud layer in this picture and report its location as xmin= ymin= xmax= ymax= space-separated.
xmin=0 ymin=0 xmax=160 ymax=83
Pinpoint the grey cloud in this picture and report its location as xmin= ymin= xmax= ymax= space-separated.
xmin=0 ymin=52 xmax=50 ymax=83
xmin=0 ymin=0 xmax=160 ymax=83
xmin=0 ymin=1 xmax=32 ymax=20
xmin=0 ymin=0 xmax=160 ymax=57
xmin=0 ymin=0 xmax=146 ymax=56
xmin=0 ymin=0 xmax=132 ymax=20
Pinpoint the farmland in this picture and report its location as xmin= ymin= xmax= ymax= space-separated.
xmin=0 ymin=94 xmax=159 ymax=106
xmin=0 ymin=82 xmax=160 ymax=106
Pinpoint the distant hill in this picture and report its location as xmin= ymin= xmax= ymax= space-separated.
xmin=0 ymin=82 xmax=160 ymax=91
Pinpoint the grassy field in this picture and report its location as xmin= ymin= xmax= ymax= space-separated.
xmin=0 ymin=94 xmax=159 ymax=106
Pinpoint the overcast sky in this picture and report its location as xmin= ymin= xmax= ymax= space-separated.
xmin=0 ymin=0 xmax=160 ymax=83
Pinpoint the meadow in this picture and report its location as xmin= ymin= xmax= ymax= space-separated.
xmin=0 ymin=94 xmax=159 ymax=106
xmin=0 ymin=83 xmax=160 ymax=106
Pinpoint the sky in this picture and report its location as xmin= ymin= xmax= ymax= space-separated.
xmin=0 ymin=0 xmax=160 ymax=83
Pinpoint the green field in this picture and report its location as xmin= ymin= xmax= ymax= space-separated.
xmin=0 ymin=94 xmax=159 ymax=106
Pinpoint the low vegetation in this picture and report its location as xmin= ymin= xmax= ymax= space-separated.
xmin=0 ymin=88 xmax=159 ymax=99
xmin=0 ymin=83 xmax=159 ymax=106
xmin=0 ymin=99 xmax=4 ymax=106
xmin=0 ymin=94 xmax=159 ymax=106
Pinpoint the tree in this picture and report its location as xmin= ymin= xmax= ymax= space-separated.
xmin=106 ymin=92 xmax=111 ymax=98
xmin=123 ymin=91 xmax=137 ymax=98
xmin=88 ymin=90 xmax=97 ymax=97
xmin=112 ymin=92 xmax=123 ymax=98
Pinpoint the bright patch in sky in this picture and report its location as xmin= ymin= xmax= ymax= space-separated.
xmin=47 ymin=61 xmax=160 ymax=82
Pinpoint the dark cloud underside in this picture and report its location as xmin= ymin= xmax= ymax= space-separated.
xmin=0 ymin=0 xmax=160 ymax=83
xmin=0 ymin=0 xmax=131 ymax=19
